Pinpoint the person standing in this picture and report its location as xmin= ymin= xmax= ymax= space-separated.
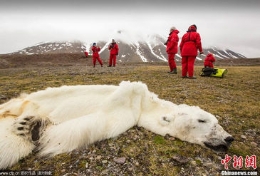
xmin=108 ymin=39 xmax=119 ymax=67
xmin=91 ymin=43 xmax=103 ymax=67
xmin=179 ymin=24 xmax=203 ymax=79
xmin=165 ymin=26 xmax=179 ymax=74
xmin=84 ymin=51 xmax=88 ymax=58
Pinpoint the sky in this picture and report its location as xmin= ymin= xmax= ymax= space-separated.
xmin=0 ymin=0 xmax=260 ymax=58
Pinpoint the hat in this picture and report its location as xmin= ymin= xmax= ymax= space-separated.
xmin=188 ymin=25 xmax=197 ymax=32
xmin=192 ymin=24 xmax=197 ymax=30
xmin=170 ymin=26 xmax=176 ymax=32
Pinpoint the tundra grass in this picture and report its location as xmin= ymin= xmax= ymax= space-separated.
xmin=0 ymin=64 xmax=259 ymax=175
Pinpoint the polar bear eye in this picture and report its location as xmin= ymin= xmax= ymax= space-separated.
xmin=163 ymin=116 xmax=170 ymax=122
xmin=198 ymin=119 xmax=206 ymax=123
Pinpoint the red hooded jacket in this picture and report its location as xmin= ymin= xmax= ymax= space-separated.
xmin=179 ymin=26 xmax=203 ymax=57
xmin=92 ymin=46 xmax=100 ymax=57
xmin=166 ymin=30 xmax=179 ymax=54
xmin=109 ymin=43 xmax=119 ymax=55
xmin=204 ymin=53 xmax=215 ymax=68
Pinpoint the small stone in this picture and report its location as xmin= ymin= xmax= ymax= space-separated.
xmin=171 ymin=156 xmax=189 ymax=164
xmin=241 ymin=135 xmax=247 ymax=139
xmin=203 ymin=162 xmax=214 ymax=167
xmin=102 ymin=160 xmax=108 ymax=164
xmin=96 ymin=155 xmax=102 ymax=160
xmin=190 ymin=160 xmax=197 ymax=166
xmin=114 ymin=157 xmax=126 ymax=164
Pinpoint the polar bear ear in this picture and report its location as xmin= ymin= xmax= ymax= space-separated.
xmin=159 ymin=116 xmax=173 ymax=126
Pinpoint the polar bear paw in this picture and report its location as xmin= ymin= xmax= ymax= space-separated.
xmin=13 ymin=116 xmax=42 ymax=142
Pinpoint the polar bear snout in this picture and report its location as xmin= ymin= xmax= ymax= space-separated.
xmin=204 ymin=135 xmax=234 ymax=153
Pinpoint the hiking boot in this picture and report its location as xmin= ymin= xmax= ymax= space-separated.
xmin=188 ymin=76 xmax=197 ymax=79
xmin=172 ymin=68 xmax=177 ymax=74
xmin=168 ymin=69 xmax=177 ymax=74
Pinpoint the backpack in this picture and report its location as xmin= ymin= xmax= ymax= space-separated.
xmin=200 ymin=68 xmax=227 ymax=78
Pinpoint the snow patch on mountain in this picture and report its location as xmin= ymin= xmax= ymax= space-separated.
xmin=10 ymin=30 xmax=247 ymax=62
xmin=134 ymin=42 xmax=147 ymax=62
xmin=147 ymin=42 xmax=166 ymax=62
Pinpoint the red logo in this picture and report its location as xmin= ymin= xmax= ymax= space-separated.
xmin=221 ymin=154 xmax=257 ymax=170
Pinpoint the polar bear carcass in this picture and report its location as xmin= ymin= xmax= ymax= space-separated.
xmin=0 ymin=81 xmax=234 ymax=169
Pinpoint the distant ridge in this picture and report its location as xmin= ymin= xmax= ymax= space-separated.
xmin=8 ymin=36 xmax=246 ymax=62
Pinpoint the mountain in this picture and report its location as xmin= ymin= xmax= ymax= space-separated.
xmin=9 ymin=33 xmax=246 ymax=62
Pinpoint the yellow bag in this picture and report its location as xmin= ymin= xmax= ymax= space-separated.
xmin=200 ymin=68 xmax=228 ymax=78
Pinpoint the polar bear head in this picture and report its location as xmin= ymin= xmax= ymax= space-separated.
xmin=137 ymin=85 xmax=234 ymax=153
xmin=160 ymin=104 xmax=234 ymax=153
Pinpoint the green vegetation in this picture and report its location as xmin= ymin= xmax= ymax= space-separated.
xmin=0 ymin=63 xmax=259 ymax=175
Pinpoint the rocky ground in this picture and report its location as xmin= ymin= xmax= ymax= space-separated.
xmin=0 ymin=54 xmax=259 ymax=176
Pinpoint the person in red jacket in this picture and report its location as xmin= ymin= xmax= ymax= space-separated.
xmin=91 ymin=43 xmax=103 ymax=67
xmin=108 ymin=39 xmax=119 ymax=67
xmin=204 ymin=53 xmax=215 ymax=68
xmin=165 ymin=26 xmax=179 ymax=74
xmin=179 ymin=24 xmax=203 ymax=79
xmin=84 ymin=51 xmax=88 ymax=58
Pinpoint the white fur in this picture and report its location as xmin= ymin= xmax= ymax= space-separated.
xmin=0 ymin=81 xmax=233 ymax=169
